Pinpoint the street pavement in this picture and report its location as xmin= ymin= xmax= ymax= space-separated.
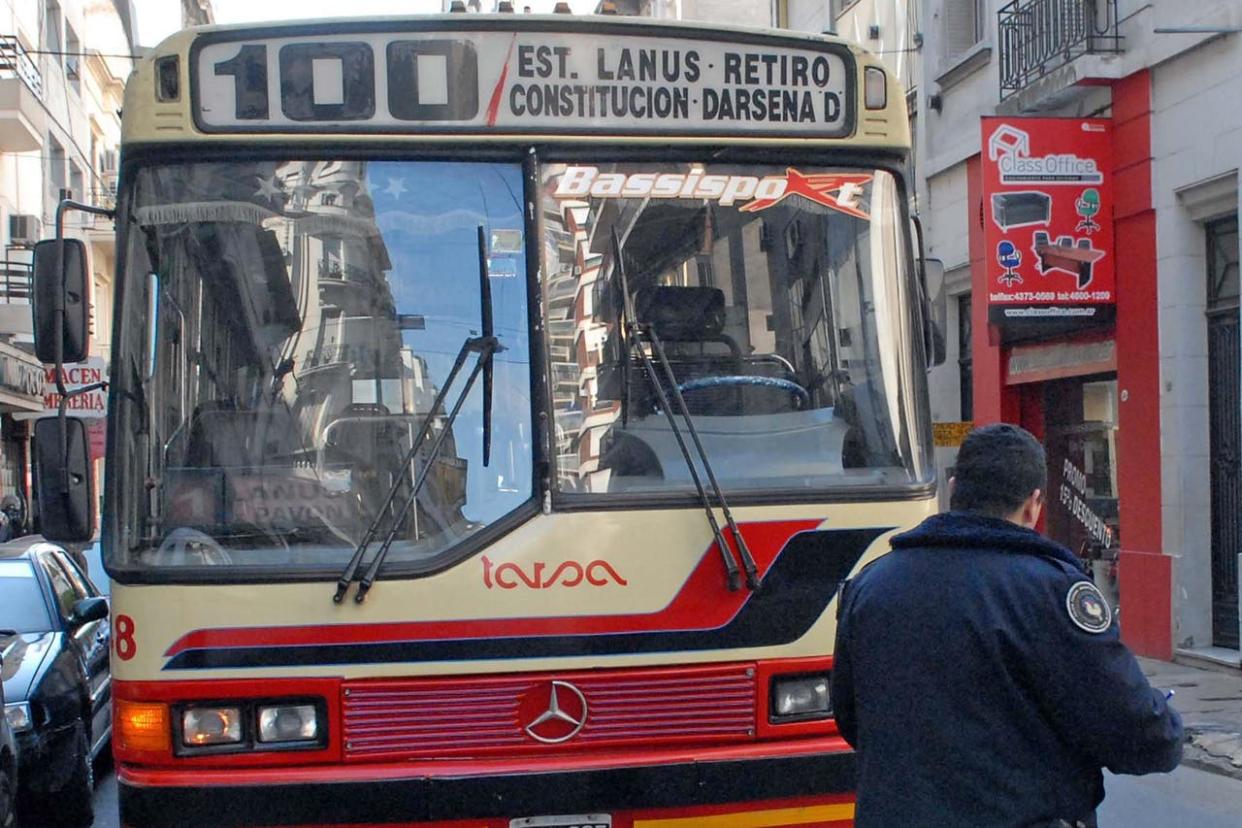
xmin=1139 ymin=656 xmax=1242 ymax=774
xmin=83 ymin=759 xmax=1242 ymax=827
xmin=1099 ymin=766 xmax=1242 ymax=826
xmin=66 ymin=658 xmax=1242 ymax=826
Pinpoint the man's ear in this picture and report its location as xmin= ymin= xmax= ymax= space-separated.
xmin=1021 ymin=488 xmax=1044 ymax=529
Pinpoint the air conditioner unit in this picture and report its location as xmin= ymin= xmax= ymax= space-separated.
xmin=9 ymin=214 xmax=40 ymax=247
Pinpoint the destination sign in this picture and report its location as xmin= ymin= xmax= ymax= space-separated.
xmin=192 ymin=29 xmax=853 ymax=136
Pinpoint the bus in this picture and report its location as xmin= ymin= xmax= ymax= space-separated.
xmin=30 ymin=10 xmax=939 ymax=828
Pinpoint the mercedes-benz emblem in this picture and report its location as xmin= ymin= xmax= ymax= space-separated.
xmin=522 ymin=680 xmax=588 ymax=744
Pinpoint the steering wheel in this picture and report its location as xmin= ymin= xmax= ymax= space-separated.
xmin=676 ymin=375 xmax=811 ymax=408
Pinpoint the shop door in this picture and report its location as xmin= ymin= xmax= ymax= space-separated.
xmin=1044 ymin=376 xmax=1120 ymax=610
xmin=1207 ymin=216 xmax=1239 ymax=650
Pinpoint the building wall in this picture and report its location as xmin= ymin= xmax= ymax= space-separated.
xmin=784 ymin=1 xmax=919 ymax=95
xmin=905 ymin=0 xmax=1242 ymax=658
xmin=1150 ymin=32 xmax=1242 ymax=650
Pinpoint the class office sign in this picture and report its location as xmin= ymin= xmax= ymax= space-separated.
xmin=981 ymin=117 xmax=1115 ymax=329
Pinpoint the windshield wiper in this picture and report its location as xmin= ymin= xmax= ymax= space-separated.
xmin=333 ymin=225 xmax=503 ymax=604
xmin=610 ymin=227 xmax=759 ymax=592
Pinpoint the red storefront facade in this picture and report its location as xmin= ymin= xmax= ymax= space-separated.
xmin=968 ymin=72 xmax=1173 ymax=659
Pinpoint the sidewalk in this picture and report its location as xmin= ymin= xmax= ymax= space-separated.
xmin=1139 ymin=657 xmax=1242 ymax=778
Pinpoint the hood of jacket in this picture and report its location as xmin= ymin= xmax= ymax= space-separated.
xmin=890 ymin=511 xmax=1087 ymax=574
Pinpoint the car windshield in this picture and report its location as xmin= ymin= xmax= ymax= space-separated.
xmin=0 ymin=560 xmax=51 ymax=633
xmin=109 ymin=160 xmax=532 ymax=571
xmin=540 ymin=162 xmax=930 ymax=496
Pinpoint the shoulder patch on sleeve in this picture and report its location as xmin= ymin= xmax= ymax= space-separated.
xmin=1066 ymin=580 xmax=1112 ymax=633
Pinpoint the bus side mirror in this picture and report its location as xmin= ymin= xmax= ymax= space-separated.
xmin=921 ymin=257 xmax=947 ymax=368
xmin=32 ymin=238 xmax=90 ymax=365
xmin=33 ymin=416 xmax=95 ymax=543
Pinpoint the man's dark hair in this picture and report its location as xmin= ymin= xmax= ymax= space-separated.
xmin=950 ymin=423 xmax=1046 ymax=518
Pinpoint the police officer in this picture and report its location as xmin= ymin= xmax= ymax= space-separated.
xmin=831 ymin=423 xmax=1182 ymax=827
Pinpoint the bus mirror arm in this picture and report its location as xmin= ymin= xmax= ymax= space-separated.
xmin=610 ymin=227 xmax=758 ymax=592
xmin=912 ymin=215 xmax=947 ymax=369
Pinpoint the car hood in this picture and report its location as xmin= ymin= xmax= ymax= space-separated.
xmin=1 ymin=631 xmax=56 ymax=702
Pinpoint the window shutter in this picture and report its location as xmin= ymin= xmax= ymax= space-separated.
xmin=944 ymin=0 xmax=980 ymax=59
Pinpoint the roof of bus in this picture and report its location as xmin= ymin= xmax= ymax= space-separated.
xmin=153 ymin=13 xmax=868 ymax=55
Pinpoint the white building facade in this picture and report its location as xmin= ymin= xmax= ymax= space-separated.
xmin=0 ymin=0 xmax=135 ymax=531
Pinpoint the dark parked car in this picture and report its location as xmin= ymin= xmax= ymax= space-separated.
xmin=0 ymin=647 xmax=16 ymax=828
xmin=0 ymin=537 xmax=110 ymax=827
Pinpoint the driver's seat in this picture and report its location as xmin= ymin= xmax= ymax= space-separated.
xmin=635 ymin=286 xmax=740 ymax=359
xmin=633 ymin=286 xmax=798 ymax=415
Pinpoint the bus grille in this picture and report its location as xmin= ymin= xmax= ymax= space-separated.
xmin=341 ymin=662 xmax=757 ymax=760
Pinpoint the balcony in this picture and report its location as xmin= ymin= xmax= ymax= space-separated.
xmin=998 ymin=0 xmax=1123 ymax=100
xmin=0 ymin=260 xmax=33 ymax=339
xmin=0 ymin=35 xmax=45 ymax=152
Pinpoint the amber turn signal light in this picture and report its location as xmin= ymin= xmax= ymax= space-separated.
xmin=116 ymin=700 xmax=171 ymax=753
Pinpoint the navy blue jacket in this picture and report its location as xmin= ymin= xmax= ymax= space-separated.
xmin=831 ymin=513 xmax=1183 ymax=827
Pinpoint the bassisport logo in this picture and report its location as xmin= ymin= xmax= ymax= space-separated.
xmin=482 ymin=555 xmax=629 ymax=590
xmin=553 ymin=165 xmax=872 ymax=218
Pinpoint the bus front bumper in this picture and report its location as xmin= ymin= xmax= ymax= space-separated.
xmin=118 ymin=748 xmax=856 ymax=827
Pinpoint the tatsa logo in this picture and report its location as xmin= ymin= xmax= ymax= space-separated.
xmin=482 ymin=555 xmax=628 ymax=590
xmin=554 ymin=166 xmax=872 ymax=218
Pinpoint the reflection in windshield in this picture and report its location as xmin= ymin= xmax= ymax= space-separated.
xmin=111 ymin=161 xmax=531 ymax=569
xmin=541 ymin=163 xmax=929 ymax=495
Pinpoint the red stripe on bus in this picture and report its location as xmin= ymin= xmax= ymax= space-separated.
xmin=162 ymin=520 xmax=822 ymax=657
xmin=485 ymin=35 xmax=517 ymax=126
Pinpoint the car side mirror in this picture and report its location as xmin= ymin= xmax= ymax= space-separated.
xmin=69 ymin=596 xmax=108 ymax=627
xmin=32 ymin=238 xmax=90 ymax=365
xmin=33 ymin=416 xmax=96 ymax=542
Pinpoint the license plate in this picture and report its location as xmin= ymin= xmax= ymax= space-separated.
xmin=510 ymin=816 xmax=611 ymax=828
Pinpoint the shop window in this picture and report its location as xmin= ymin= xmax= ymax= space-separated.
xmin=65 ymin=24 xmax=80 ymax=94
xmin=957 ymin=294 xmax=972 ymax=421
xmin=1044 ymin=375 xmax=1120 ymax=607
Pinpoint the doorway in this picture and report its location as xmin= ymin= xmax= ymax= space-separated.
xmin=1206 ymin=215 xmax=1239 ymax=650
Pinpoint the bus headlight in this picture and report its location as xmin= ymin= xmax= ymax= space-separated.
xmin=258 ymin=704 xmax=319 ymax=743
xmin=181 ymin=705 xmax=243 ymax=747
xmin=771 ymin=674 xmax=831 ymax=722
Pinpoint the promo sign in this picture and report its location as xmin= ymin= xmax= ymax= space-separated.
xmin=193 ymin=29 xmax=852 ymax=137
xmin=981 ymin=118 xmax=1114 ymax=327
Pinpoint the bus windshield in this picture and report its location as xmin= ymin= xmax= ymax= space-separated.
xmin=541 ymin=162 xmax=930 ymax=496
xmin=110 ymin=159 xmax=533 ymax=571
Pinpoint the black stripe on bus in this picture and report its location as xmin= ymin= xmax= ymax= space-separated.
xmin=120 ymin=749 xmax=856 ymax=827
xmin=162 ymin=527 xmax=886 ymax=670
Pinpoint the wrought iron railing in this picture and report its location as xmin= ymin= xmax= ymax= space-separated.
xmin=998 ymin=0 xmax=1123 ymax=99
xmin=0 ymin=260 xmax=32 ymax=304
xmin=0 ymin=35 xmax=44 ymax=98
